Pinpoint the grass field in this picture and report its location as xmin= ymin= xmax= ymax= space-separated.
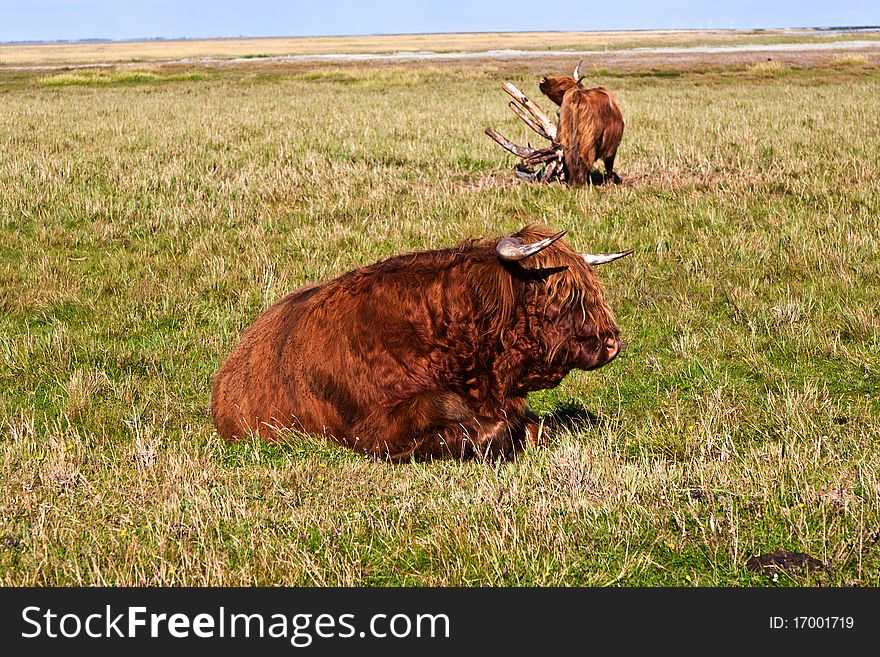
xmin=1 ymin=40 xmax=879 ymax=586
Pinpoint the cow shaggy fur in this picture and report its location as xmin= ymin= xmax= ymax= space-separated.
xmin=539 ymin=74 xmax=624 ymax=185
xmin=211 ymin=226 xmax=623 ymax=461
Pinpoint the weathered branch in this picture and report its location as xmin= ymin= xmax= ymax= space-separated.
xmin=524 ymin=147 xmax=563 ymax=166
xmin=508 ymin=101 xmax=552 ymax=141
xmin=501 ymin=82 xmax=557 ymax=141
xmin=541 ymin=158 xmax=562 ymax=182
xmin=514 ymin=167 xmax=540 ymax=182
xmin=486 ymin=80 xmax=566 ymax=184
xmin=484 ymin=127 xmax=541 ymax=159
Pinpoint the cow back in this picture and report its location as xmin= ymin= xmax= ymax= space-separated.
xmin=557 ymin=86 xmax=624 ymax=184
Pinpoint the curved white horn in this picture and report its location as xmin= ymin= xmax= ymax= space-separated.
xmin=580 ymin=248 xmax=635 ymax=266
xmin=573 ymin=59 xmax=585 ymax=85
xmin=496 ymin=230 xmax=567 ymax=262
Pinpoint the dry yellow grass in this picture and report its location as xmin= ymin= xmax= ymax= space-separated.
xmin=3 ymin=28 xmax=880 ymax=66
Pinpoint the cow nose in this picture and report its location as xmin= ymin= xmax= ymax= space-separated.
xmin=605 ymin=336 xmax=620 ymax=360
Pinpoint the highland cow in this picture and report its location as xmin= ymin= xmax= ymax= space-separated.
xmin=539 ymin=62 xmax=625 ymax=185
xmin=211 ymin=226 xmax=632 ymax=461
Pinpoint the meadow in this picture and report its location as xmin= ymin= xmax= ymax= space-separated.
xmin=1 ymin=41 xmax=879 ymax=586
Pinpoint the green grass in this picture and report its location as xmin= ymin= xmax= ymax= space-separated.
xmin=1 ymin=56 xmax=879 ymax=586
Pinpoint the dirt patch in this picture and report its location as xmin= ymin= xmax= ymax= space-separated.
xmin=746 ymin=550 xmax=826 ymax=574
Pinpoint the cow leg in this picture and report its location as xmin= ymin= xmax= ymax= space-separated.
xmin=603 ymin=153 xmax=622 ymax=184
xmin=400 ymin=412 xmax=530 ymax=462
xmin=564 ymin=145 xmax=597 ymax=186
xmin=351 ymin=392 xmax=537 ymax=462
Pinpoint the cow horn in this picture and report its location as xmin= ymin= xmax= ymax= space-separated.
xmin=580 ymin=248 xmax=635 ymax=266
xmin=573 ymin=59 xmax=585 ymax=86
xmin=496 ymin=230 xmax=567 ymax=262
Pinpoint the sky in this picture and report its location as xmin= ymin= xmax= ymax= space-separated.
xmin=2 ymin=0 xmax=879 ymax=43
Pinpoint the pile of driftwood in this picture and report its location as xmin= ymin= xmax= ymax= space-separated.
xmin=485 ymin=82 xmax=567 ymax=183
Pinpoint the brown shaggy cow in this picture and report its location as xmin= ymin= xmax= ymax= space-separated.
xmin=211 ymin=226 xmax=632 ymax=461
xmin=539 ymin=62 xmax=625 ymax=185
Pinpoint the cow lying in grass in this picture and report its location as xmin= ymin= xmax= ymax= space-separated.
xmin=211 ymin=226 xmax=632 ymax=461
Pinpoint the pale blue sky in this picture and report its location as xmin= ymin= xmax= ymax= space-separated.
xmin=2 ymin=0 xmax=878 ymax=43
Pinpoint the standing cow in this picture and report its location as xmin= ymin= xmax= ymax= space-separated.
xmin=211 ymin=226 xmax=632 ymax=461
xmin=539 ymin=62 xmax=625 ymax=185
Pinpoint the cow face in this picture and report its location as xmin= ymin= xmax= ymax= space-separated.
xmin=559 ymin=302 xmax=622 ymax=372
xmin=529 ymin=260 xmax=622 ymax=374
xmin=495 ymin=227 xmax=631 ymax=386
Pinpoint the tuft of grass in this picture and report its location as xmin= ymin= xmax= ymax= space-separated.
xmin=831 ymin=54 xmax=870 ymax=67
xmin=747 ymin=60 xmax=788 ymax=75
